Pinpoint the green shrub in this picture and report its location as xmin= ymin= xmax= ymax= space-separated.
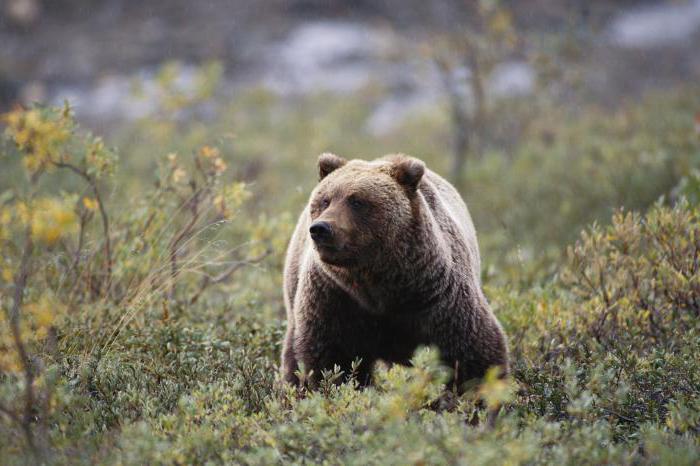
xmin=499 ymin=201 xmax=700 ymax=449
xmin=1 ymin=73 xmax=699 ymax=464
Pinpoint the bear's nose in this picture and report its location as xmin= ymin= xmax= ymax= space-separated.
xmin=309 ymin=221 xmax=333 ymax=242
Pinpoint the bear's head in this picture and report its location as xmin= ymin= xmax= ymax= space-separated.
xmin=308 ymin=153 xmax=425 ymax=267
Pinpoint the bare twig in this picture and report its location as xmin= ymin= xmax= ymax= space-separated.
xmin=189 ymin=249 xmax=271 ymax=305
xmin=53 ymin=161 xmax=112 ymax=293
xmin=3 ymin=226 xmax=43 ymax=459
xmin=67 ymin=209 xmax=89 ymax=278
xmin=168 ymin=185 xmax=204 ymax=300
xmin=434 ymin=56 xmax=470 ymax=191
xmin=464 ymin=50 xmax=486 ymax=159
xmin=601 ymin=407 xmax=636 ymax=423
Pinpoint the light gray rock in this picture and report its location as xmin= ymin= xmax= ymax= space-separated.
xmin=610 ymin=0 xmax=700 ymax=48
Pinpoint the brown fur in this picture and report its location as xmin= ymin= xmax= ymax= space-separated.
xmin=281 ymin=153 xmax=509 ymax=390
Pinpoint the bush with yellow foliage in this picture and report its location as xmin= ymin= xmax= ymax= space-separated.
xmin=0 ymin=104 xmax=277 ymax=461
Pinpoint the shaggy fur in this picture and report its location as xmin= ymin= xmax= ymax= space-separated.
xmin=281 ymin=153 xmax=509 ymax=389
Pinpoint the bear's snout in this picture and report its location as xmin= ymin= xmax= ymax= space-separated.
xmin=309 ymin=221 xmax=333 ymax=244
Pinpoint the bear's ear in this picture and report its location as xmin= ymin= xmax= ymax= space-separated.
xmin=318 ymin=153 xmax=347 ymax=180
xmin=391 ymin=156 xmax=425 ymax=191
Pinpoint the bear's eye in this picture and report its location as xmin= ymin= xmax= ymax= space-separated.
xmin=320 ymin=198 xmax=331 ymax=210
xmin=347 ymin=196 xmax=366 ymax=209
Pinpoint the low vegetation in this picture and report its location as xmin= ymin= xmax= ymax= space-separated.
xmin=0 ymin=67 xmax=698 ymax=464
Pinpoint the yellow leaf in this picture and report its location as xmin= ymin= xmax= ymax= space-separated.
xmin=83 ymin=197 xmax=99 ymax=211
xmin=172 ymin=168 xmax=187 ymax=183
xmin=199 ymin=145 xmax=220 ymax=159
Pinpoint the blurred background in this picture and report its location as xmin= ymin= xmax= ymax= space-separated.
xmin=2 ymin=0 xmax=698 ymax=123
xmin=1 ymin=0 xmax=699 ymax=287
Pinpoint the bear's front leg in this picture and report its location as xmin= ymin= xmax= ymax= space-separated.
xmin=431 ymin=307 xmax=509 ymax=392
xmin=280 ymin=323 xmax=299 ymax=385
xmin=293 ymin=316 xmax=356 ymax=389
xmin=291 ymin=291 xmax=375 ymax=388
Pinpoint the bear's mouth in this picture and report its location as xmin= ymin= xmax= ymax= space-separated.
xmin=314 ymin=243 xmax=355 ymax=266
xmin=314 ymin=242 xmax=340 ymax=256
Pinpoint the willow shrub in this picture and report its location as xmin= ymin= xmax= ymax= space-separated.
xmin=498 ymin=200 xmax=699 ymax=448
xmin=0 ymin=104 xmax=698 ymax=465
xmin=0 ymin=105 xmax=283 ymax=462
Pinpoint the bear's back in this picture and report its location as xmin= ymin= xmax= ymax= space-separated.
xmin=418 ymin=168 xmax=482 ymax=280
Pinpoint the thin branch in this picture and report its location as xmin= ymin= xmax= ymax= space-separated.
xmin=3 ymin=226 xmax=40 ymax=457
xmin=601 ymin=407 xmax=636 ymax=424
xmin=434 ymin=56 xmax=470 ymax=191
xmin=189 ymin=249 xmax=271 ymax=305
xmin=53 ymin=161 xmax=112 ymax=292
xmin=67 ymin=210 xmax=89 ymax=278
xmin=463 ymin=50 xmax=486 ymax=159
xmin=168 ymin=186 xmax=204 ymax=300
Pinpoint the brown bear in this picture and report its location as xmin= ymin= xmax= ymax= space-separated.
xmin=281 ymin=153 xmax=508 ymax=390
